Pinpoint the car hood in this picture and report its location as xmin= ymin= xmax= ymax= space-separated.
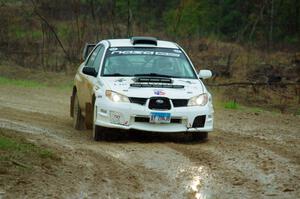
xmin=101 ymin=77 xmax=205 ymax=98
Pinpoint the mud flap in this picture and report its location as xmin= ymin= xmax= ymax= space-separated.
xmin=70 ymin=95 xmax=74 ymax=117
xmin=85 ymin=102 xmax=93 ymax=129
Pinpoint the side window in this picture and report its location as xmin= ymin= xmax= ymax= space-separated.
xmin=92 ymin=46 xmax=105 ymax=73
xmin=85 ymin=45 xmax=101 ymax=67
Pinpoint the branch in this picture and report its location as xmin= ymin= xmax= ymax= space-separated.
xmin=30 ymin=0 xmax=71 ymax=62
xmin=249 ymin=0 xmax=267 ymax=40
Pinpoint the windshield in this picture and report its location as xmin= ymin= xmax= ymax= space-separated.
xmin=101 ymin=47 xmax=197 ymax=79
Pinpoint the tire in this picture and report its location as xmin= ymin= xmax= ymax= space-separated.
xmin=73 ymin=94 xmax=85 ymax=130
xmin=92 ymin=104 xmax=105 ymax=141
xmin=93 ymin=124 xmax=106 ymax=141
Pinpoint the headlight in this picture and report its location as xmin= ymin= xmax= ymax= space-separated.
xmin=188 ymin=93 xmax=208 ymax=106
xmin=105 ymin=90 xmax=129 ymax=103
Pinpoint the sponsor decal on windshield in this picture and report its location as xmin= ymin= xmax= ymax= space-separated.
xmin=110 ymin=50 xmax=180 ymax=57
xmin=111 ymin=50 xmax=154 ymax=55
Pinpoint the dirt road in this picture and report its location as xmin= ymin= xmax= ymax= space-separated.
xmin=0 ymin=85 xmax=299 ymax=199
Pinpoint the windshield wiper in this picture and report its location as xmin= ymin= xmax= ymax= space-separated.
xmin=103 ymin=73 xmax=128 ymax=76
xmin=134 ymin=73 xmax=177 ymax=78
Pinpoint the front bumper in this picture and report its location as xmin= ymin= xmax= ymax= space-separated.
xmin=94 ymin=97 xmax=214 ymax=133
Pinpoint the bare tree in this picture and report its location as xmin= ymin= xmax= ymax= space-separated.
xmin=72 ymin=0 xmax=81 ymax=47
xmin=249 ymin=0 xmax=267 ymax=41
xmin=126 ymin=0 xmax=133 ymax=37
xmin=269 ymin=0 xmax=274 ymax=50
xmin=173 ymin=0 xmax=185 ymax=38
xmin=109 ymin=0 xmax=117 ymax=38
xmin=30 ymin=0 xmax=71 ymax=62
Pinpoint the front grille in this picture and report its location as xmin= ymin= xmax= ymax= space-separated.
xmin=148 ymin=97 xmax=171 ymax=110
xmin=192 ymin=115 xmax=206 ymax=128
xmin=171 ymin=99 xmax=188 ymax=107
xmin=129 ymin=97 xmax=148 ymax=105
xmin=134 ymin=117 xmax=181 ymax=123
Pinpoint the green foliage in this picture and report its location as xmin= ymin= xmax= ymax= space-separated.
xmin=224 ymin=101 xmax=240 ymax=109
xmin=0 ymin=136 xmax=20 ymax=151
xmin=0 ymin=76 xmax=73 ymax=90
xmin=2 ymin=0 xmax=300 ymax=43
xmin=163 ymin=0 xmax=300 ymax=42
xmin=1 ymin=0 xmax=299 ymax=71
xmin=164 ymin=0 xmax=200 ymax=37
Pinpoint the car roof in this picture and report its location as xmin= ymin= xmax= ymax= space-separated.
xmin=104 ymin=39 xmax=179 ymax=49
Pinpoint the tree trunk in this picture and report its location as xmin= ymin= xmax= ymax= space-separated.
xmin=269 ymin=0 xmax=274 ymax=50
xmin=127 ymin=0 xmax=133 ymax=37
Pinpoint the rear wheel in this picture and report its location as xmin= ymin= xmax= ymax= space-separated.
xmin=73 ymin=94 xmax=84 ymax=130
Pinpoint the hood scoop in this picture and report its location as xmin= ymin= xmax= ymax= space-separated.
xmin=130 ymin=77 xmax=184 ymax=89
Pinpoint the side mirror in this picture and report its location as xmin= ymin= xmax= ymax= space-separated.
xmin=82 ymin=43 xmax=96 ymax=61
xmin=198 ymin=70 xmax=212 ymax=79
xmin=82 ymin=67 xmax=97 ymax=77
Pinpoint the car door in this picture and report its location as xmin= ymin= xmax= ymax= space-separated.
xmin=84 ymin=45 xmax=105 ymax=107
xmin=78 ymin=45 xmax=101 ymax=112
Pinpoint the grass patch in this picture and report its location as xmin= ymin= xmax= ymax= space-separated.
xmin=0 ymin=133 xmax=57 ymax=163
xmin=0 ymin=136 xmax=21 ymax=150
xmin=0 ymin=64 xmax=74 ymax=90
xmin=0 ymin=77 xmax=45 ymax=88
xmin=56 ymin=81 xmax=73 ymax=91
xmin=0 ymin=76 xmax=72 ymax=90
xmin=224 ymin=101 xmax=240 ymax=109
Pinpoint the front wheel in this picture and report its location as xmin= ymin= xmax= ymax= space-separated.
xmin=92 ymin=105 xmax=106 ymax=141
xmin=93 ymin=125 xmax=106 ymax=141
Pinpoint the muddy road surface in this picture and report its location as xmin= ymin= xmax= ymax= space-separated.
xmin=0 ymin=85 xmax=299 ymax=199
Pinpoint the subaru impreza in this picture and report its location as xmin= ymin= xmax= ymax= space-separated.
xmin=70 ymin=37 xmax=214 ymax=141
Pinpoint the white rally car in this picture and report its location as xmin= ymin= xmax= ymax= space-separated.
xmin=70 ymin=37 xmax=214 ymax=141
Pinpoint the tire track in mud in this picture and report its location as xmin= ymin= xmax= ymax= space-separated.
xmin=0 ymin=86 xmax=299 ymax=198
xmin=0 ymin=119 xmax=145 ymax=198
xmin=0 ymin=91 xmax=218 ymax=198
xmin=0 ymin=106 xmax=212 ymax=198
xmin=0 ymin=110 xmax=215 ymax=198
xmin=168 ymin=130 xmax=300 ymax=199
xmin=87 ymin=143 xmax=216 ymax=198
